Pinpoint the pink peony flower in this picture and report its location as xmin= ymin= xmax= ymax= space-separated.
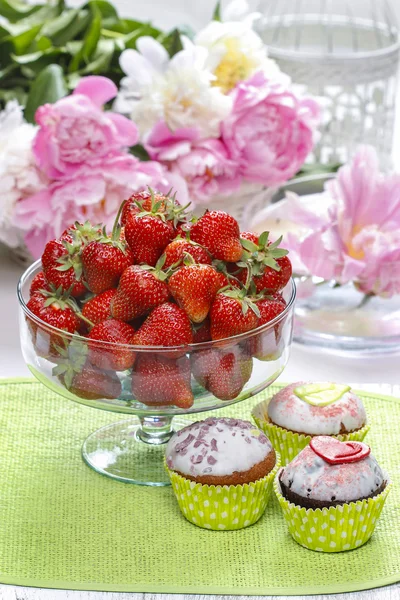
xmin=286 ymin=146 xmax=400 ymax=297
xmin=33 ymin=76 xmax=139 ymax=179
xmin=16 ymin=154 xmax=176 ymax=259
xmin=169 ymin=138 xmax=242 ymax=203
xmin=221 ymin=71 xmax=319 ymax=186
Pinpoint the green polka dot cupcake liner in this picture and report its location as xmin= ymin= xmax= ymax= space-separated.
xmin=252 ymin=401 xmax=370 ymax=466
xmin=165 ymin=455 xmax=281 ymax=531
xmin=274 ymin=469 xmax=391 ymax=552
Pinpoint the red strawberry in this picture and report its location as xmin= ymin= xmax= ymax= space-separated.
xmin=190 ymin=210 xmax=242 ymax=262
xmin=82 ymin=289 xmax=116 ymax=325
xmin=162 ymin=238 xmax=211 ymax=269
xmin=192 ymin=318 xmax=211 ymax=343
xmin=26 ymin=287 xmax=80 ymax=355
xmin=132 ymin=354 xmax=193 ymax=408
xmin=42 ymin=238 xmax=86 ymax=298
xmin=121 ymin=190 xmax=174 ymax=226
xmin=253 ymin=255 xmax=292 ymax=293
xmin=81 ymin=206 xmax=134 ymax=294
xmin=168 ymin=263 xmax=226 ymax=323
xmin=132 ymin=303 xmax=193 ymax=349
xmin=111 ymin=262 xmax=169 ymax=322
xmin=245 ymin=295 xmax=287 ymax=360
xmin=210 ymin=291 xmax=259 ymax=341
xmin=238 ymin=231 xmax=292 ymax=293
xmin=88 ymin=319 xmax=136 ymax=371
xmin=52 ymin=339 xmax=122 ymax=400
xmin=125 ymin=214 xmax=174 ymax=266
xmin=69 ymin=365 xmax=122 ymax=401
xmin=30 ymin=271 xmax=50 ymax=296
xmin=191 ymin=347 xmax=253 ymax=401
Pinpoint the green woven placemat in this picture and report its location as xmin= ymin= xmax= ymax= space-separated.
xmin=0 ymin=378 xmax=399 ymax=596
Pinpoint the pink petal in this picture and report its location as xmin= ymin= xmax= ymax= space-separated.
xmin=107 ymin=113 xmax=139 ymax=147
xmin=73 ymin=76 xmax=117 ymax=107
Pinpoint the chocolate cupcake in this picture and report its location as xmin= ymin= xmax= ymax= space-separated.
xmin=165 ymin=417 xmax=280 ymax=530
xmin=253 ymin=382 xmax=369 ymax=465
xmin=274 ymin=436 xmax=391 ymax=552
xmin=279 ymin=437 xmax=386 ymax=509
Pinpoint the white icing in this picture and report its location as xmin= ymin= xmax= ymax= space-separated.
xmin=165 ymin=417 xmax=273 ymax=478
xmin=281 ymin=445 xmax=385 ymax=503
xmin=267 ymin=382 xmax=367 ymax=435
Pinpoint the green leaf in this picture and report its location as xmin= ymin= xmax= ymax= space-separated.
xmin=258 ymin=231 xmax=269 ymax=248
xmin=162 ymin=28 xmax=183 ymax=57
xmin=10 ymin=22 xmax=43 ymax=54
xmin=79 ymin=38 xmax=114 ymax=73
xmin=130 ymin=144 xmax=151 ymax=161
xmin=212 ymin=0 xmax=221 ymax=22
xmin=0 ymin=0 xmax=42 ymax=23
xmin=24 ymin=63 xmax=67 ymax=123
xmin=42 ymin=8 xmax=90 ymax=46
xmin=36 ymin=35 xmax=52 ymax=51
xmin=69 ymin=3 xmax=101 ymax=72
xmin=85 ymin=0 xmax=118 ymax=26
xmin=241 ymin=238 xmax=258 ymax=253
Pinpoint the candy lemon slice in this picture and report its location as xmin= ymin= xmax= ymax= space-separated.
xmin=294 ymin=383 xmax=351 ymax=406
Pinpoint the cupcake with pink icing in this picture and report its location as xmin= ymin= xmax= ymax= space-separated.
xmin=274 ymin=436 xmax=390 ymax=552
xmin=165 ymin=417 xmax=280 ymax=530
xmin=252 ymin=382 xmax=369 ymax=465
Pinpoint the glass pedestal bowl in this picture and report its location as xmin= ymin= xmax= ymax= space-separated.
xmin=18 ymin=260 xmax=296 ymax=486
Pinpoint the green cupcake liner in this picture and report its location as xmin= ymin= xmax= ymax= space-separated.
xmin=274 ymin=470 xmax=391 ymax=552
xmin=165 ymin=455 xmax=281 ymax=531
xmin=252 ymin=399 xmax=370 ymax=466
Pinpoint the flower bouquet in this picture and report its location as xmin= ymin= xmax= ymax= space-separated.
xmin=0 ymin=0 xmax=319 ymax=262
xmin=272 ymin=146 xmax=400 ymax=353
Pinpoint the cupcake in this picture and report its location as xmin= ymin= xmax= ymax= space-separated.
xmin=252 ymin=382 xmax=369 ymax=465
xmin=275 ymin=436 xmax=391 ymax=552
xmin=165 ymin=417 xmax=280 ymax=530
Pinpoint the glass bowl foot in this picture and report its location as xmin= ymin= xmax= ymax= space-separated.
xmin=81 ymin=416 xmax=191 ymax=486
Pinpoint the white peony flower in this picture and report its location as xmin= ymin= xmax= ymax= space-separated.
xmin=195 ymin=1 xmax=286 ymax=94
xmin=0 ymin=101 xmax=45 ymax=248
xmin=116 ymin=38 xmax=232 ymax=138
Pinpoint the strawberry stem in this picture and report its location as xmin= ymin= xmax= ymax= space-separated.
xmin=111 ymin=200 xmax=127 ymax=241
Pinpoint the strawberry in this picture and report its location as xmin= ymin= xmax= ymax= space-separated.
xmin=81 ymin=205 xmax=134 ymax=294
xmin=132 ymin=302 xmax=193 ymax=348
xmin=168 ymin=262 xmax=227 ymax=323
xmin=240 ymin=231 xmax=259 ymax=245
xmin=26 ymin=287 xmax=80 ymax=356
xmin=190 ymin=210 xmax=242 ymax=262
xmin=69 ymin=365 xmax=122 ymax=401
xmin=124 ymin=189 xmax=188 ymax=266
xmin=52 ymin=339 xmax=122 ymax=400
xmin=111 ymin=260 xmax=169 ymax=322
xmin=191 ymin=347 xmax=253 ymax=401
xmin=88 ymin=319 xmax=136 ymax=371
xmin=192 ymin=318 xmax=211 ymax=343
xmin=244 ymin=295 xmax=287 ymax=360
xmin=121 ymin=190 xmax=173 ymax=226
xmin=238 ymin=231 xmax=292 ymax=293
xmin=162 ymin=238 xmax=211 ymax=269
xmin=42 ymin=237 xmax=86 ymax=298
xmin=82 ymin=289 xmax=116 ymax=325
xmin=210 ymin=289 xmax=260 ymax=341
xmin=132 ymin=354 xmax=193 ymax=408
xmin=125 ymin=213 xmax=174 ymax=266
xmin=30 ymin=271 xmax=50 ymax=296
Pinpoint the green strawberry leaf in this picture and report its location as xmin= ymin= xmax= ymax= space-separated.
xmin=258 ymin=231 xmax=269 ymax=248
xmin=241 ymin=238 xmax=258 ymax=253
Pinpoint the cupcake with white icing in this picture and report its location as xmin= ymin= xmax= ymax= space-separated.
xmin=165 ymin=417 xmax=280 ymax=530
xmin=274 ymin=436 xmax=390 ymax=552
xmin=252 ymin=382 xmax=369 ymax=465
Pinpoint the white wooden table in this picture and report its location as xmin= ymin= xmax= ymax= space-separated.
xmin=1 ymin=250 xmax=399 ymax=599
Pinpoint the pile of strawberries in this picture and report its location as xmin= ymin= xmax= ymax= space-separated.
xmin=26 ymin=190 xmax=292 ymax=408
